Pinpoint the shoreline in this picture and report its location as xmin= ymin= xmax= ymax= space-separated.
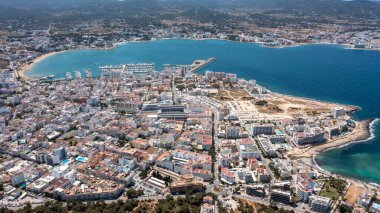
xmin=17 ymin=42 xmax=122 ymax=80
xmin=273 ymin=92 xmax=360 ymax=113
xmin=14 ymin=38 xmax=380 ymax=189
xmin=288 ymin=119 xmax=374 ymax=159
xmin=310 ymin=119 xmax=380 ymax=188
xmin=293 ymin=119 xmax=379 ymax=189
xmin=292 ymin=119 xmax=380 ymax=187
xmin=17 ymin=38 xmax=380 ymax=80
xmin=17 ymin=51 xmax=63 ymax=80
xmin=318 ymin=118 xmax=378 ymax=153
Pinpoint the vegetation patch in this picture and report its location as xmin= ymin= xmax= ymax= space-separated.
xmin=320 ymin=178 xmax=347 ymax=201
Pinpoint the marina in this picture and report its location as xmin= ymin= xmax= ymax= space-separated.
xmin=189 ymin=57 xmax=216 ymax=72
xmin=18 ymin=39 xmax=380 ymax=184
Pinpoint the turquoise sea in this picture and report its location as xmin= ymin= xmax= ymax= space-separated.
xmin=27 ymin=39 xmax=380 ymax=183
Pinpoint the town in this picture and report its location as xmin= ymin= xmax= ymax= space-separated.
xmin=2 ymin=28 xmax=380 ymax=73
xmin=0 ymin=59 xmax=379 ymax=213
xmin=1 ymin=0 xmax=380 ymax=72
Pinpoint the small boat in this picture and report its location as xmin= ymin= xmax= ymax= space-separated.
xmin=85 ymin=69 xmax=92 ymax=78
xmin=47 ymin=75 xmax=55 ymax=79
xmin=74 ymin=70 xmax=82 ymax=79
xmin=66 ymin=72 xmax=72 ymax=79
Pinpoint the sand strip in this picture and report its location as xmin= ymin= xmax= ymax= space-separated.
xmin=17 ymin=51 xmax=65 ymax=80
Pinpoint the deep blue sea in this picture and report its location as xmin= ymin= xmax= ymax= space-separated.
xmin=27 ymin=39 xmax=380 ymax=183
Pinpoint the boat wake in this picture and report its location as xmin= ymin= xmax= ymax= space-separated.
xmin=369 ymin=182 xmax=380 ymax=188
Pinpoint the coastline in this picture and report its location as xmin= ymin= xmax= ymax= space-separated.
xmin=310 ymin=119 xmax=379 ymax=188
xmin=273 ymin=92 xmax=360 ymax=113
xmin=14 ymin=37 xmax=380 ymax=188
xmin=318 ymin=118 xmax=378 ymax=152
xmin=17 ymin=38 xmax=379 ymax=80
xmin=288 ymin=119 xmax=374 ymax=159
xmin=17 ymin=51 xmax=63 ymax=80
xmin=291 ymin=119 xmax=380 ymax=187
xmin=277 ymin=93 xmax=378 ymax=185
xmin=17 ymin=42 xmax=123 ymax=80
xmin=290 ymin=120 xmax=379 ymax=190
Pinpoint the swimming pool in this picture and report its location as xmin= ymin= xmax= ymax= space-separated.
xmin=372 ymin=203 xmax=380 ymax=211
xmin=61 ymin=159 xmax=70 ymax=165
xmin=76 ymin=156 xmax=88 ymax=163
xmin=275 ymin=130 xmax=283 ymax=135
xmin=19 ymin=182 xmax=27 ymax=188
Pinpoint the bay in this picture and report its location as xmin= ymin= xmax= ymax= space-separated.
xmin=27 ymin=39 xmax=380 ymax=183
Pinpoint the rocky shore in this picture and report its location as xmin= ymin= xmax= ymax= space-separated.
xmin=289 ymin=119 xmax=374 ymax=159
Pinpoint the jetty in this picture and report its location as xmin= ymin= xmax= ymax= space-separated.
xmin=189 ymin=57 xmax=215 ymax=72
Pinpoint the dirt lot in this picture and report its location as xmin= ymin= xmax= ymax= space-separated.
xmin=233 ymin=196 xmax=258 ymax=213
xmin=228 ymin=89 xmax=250 ymax=99
xmin=344 ymin=184 xmax=363 ymax=205
xmin=215 ymin=89 xmax=250 ymax=101
xmin=256 ymin=103 xmax=285 ymax=114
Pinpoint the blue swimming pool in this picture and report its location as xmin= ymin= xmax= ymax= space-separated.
xmin=61 ymin=159 xmax=70 ymax=165
xmin=372 ymin=203 xmax=380 ymax=211
xmin=19 ymin=182 xmax=27 ymax=188
xmin=76 ymin=156 xmax=88 ymax=163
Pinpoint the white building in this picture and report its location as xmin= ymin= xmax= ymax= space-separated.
xmin=357 ymin=189 xmax=373 ymax=207
xmin=52 ymin=164 xmax=69 ymax=178
xmin=293 ymin=127 xmax=325 ymax=146
xmin=221 ymin=167 xmax=236 ymax=184
xmin=273 ymin=158 xmax=292 ymax=179
xmin=234 ymin=168 xmax=256 ymax=183
xmin=252 ymin=124 xmax=275 ymax=135
xmin=53 ymin=147 xmax=68 ymax=162
xmin=27 ymin=175 xmax=55 ymax=193
xmin=257 ymin=136 xmax=277 ymax=157
xmin=11 ymin=172 xmax=25 ymax=186
xmin=226 ymin=73 xmax=237 ymax=82
xmin=226 ymin=125 xmax=240 ymax=139
xmin=239 ymin=144 xmax=261 ymax=160
xmin=371 ymin=202 xmax=380 ymax=213
xmin=332 ymin=107 xmax=346 ymax=119
xmin=309 ymin=195 xmax=332 ymax=213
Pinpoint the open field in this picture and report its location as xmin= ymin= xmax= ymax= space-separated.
xmin=214 ymin=89 xmax=251 ymax=101
xmin=233 ymin=197 xmax=258 ymax=213
xmin=270 ymin=93 xmax=358 ymax=117
xmin=344 ymin=184 xmax=363 ymax=205
xmin=320 ymin=178 xmax=347 ymax=201
xmin=225 ymin=100 xmax=293 ymax=121
xmin=0 ymin=58 xmax=9 ymax=69
xmin=321 ymin=186 xmax=340 ymax=201
xmin=216 ymin=91 xmax=357 ymax=122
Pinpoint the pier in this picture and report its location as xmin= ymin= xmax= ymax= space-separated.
xmin=189 ymin=57 xmax=215 ymax=72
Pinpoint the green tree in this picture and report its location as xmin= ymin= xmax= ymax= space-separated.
xmin=126 ymin=189 xmax=144 ymax=199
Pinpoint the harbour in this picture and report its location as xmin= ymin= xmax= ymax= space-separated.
xmin=20 ymin=38 xmax=380 ymax=184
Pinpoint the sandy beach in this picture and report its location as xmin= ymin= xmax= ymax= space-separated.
xmin=16 ymin=42 xmax=127 ymax=81
xmin=17 ymin=51 xmax=62 ymax=80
